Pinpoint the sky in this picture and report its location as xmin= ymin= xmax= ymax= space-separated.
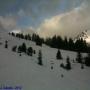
xmin=0 ymin=0 xmax=90 ymax=38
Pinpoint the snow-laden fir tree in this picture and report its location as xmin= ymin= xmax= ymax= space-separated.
xmin=56 ymin=49 xmax=62 ymax=60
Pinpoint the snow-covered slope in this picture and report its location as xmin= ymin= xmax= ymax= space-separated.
xmin=0 ymin=32 xmax=90 ymax=90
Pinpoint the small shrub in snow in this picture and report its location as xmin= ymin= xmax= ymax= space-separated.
xmin=60 ymin=63 xmax=65 ymax=68
xmin=51 ymin=66 xmax=53 ymax=70
xmin=61 ymin=74 xmax=64 ymax=78
xmin=0 ymin=42 xmax=2 ymax=45
xmin=12 ymin=45 xmax=17 ymax=52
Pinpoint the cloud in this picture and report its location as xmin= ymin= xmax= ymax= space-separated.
xmin=0 ymin=15 xmax=17 ymax=31
xmin=37 ymin=1 xmax=90 ymax=38
xmin=21 ymin=27 xmax=35 ymax=35
xmin=0 ymin=0 xmax=85 ymax=31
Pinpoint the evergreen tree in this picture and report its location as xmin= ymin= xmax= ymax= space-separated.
xmin=66 ymin=56 xmax=71 ymax=70
xmin=45 ymin=38 xmax=52 ymax=46
xmin=44 ymin=35 xmax=88 ymax=53
xmin=56 ymin=36 xmax=63 ymax=49
xmin=27 ymin=34 xmax=31 ymax=40
xmin=32 ymin=34 xmax=37 ymax=41
xmin=38 ymin=50 xmax=43 ymax=65
xmin=36 ymin=35 xmax=42 ymax=46
xmin=18 ymin=46 xmax=22 ymax=53
xmin=21 ymin=43 xmax=27 ymax=53
xmin=27 ymin=47 xmax=33 ymax=56
xmin=51 ymin=35 xmax=57 ymax=48
xmin=12 ymin=45 xmax=17 ymax=52
xmin=85 ymin=53 xmax=90 ymax=66
xmin=63 ymin=37 xmax=68 ymax=50
xmin=76 ymin=52 xmax=82 ymax=63
xmin=11 ymin=32 xmax=15 ymax=37
xmin=33 ymin=50 xmax=36 ymax=54
xmin=20 ymin=33 xmax=24 ymax=39
xmin=68 ymin=38 xmax=74 ymax=51
xmin=17 ymin=43 xmax=27 ymax=53
xmin=56 ymin=50 xmax=62 ymax=60
xmin=5 ymin=40 xmax=8 ymax=48
xmin=75 ymin=38 xmax=87 ymax=52
xmin=25 ymin=35 xmax=28 ymax=40
xmin=81 ymin=63 xmax=84 ymax=69
xmin=60 ymin=63 xmax=65 ymax=69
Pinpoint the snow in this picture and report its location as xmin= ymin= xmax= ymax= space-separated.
xmin=0 ymin=32 xmax=90 ymax=90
